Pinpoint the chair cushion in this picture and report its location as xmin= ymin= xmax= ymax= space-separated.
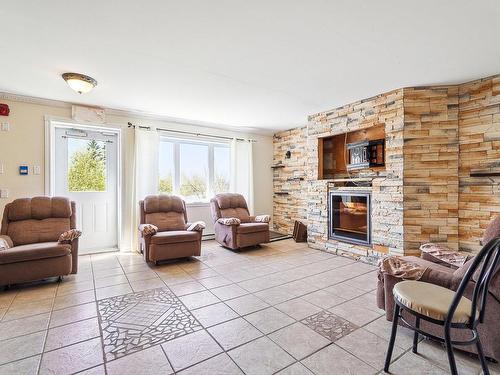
xmin=393 ymin=280 xmax=475 ymax=323
xmin=0 ymin=242 xmax=71 ymax=265
xmin=237 ymin=223 xmax=268 ymax=234
xmin=150 ymin=231 xmax=199 ymax=245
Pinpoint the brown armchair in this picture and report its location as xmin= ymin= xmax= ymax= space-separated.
xmin=138 ymin=195 xmax=204 ymax=264
xmin=0 ymin=197 xmax=80 ymax=287
xmin=210 ymin=193 xmax=270 ymax=250
xmin=377 ymin=216 xmax=500 ymax=361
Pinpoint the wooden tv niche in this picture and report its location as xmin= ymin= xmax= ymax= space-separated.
xmin=318 ymin=124 xmax=386 ymax=179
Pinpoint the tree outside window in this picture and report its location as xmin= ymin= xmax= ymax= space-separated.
xmin=68 ymin=139 xmax=107 ymax=192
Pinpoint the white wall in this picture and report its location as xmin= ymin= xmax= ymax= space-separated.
xmin=0 ymin=96 xmax=273 ymax=251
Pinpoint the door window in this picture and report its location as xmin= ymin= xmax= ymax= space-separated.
xmin=68 ymin=138 xmax=107 ymax=192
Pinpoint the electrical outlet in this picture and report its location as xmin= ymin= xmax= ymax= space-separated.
xmin=0 ymin=189 xmax=9 ymax=198
xmin=33 ymin=165 xmax=41 ymax=175
xmin=1 ymin=122 xmax=9 ymax=131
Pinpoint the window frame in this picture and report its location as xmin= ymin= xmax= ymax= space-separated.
xmin=159 ymin=136 xmax=231 ymax=204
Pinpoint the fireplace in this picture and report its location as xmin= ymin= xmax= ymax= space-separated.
xmin=328 ymin=191 xmax=371 ymax=246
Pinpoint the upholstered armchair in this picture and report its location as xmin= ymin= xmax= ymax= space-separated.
xmin=138 ymin=195 xmax=205 ymax=264
xmin=0 ymin=197 xmax=80 ymax=287
xmin=210 ymin=193 xmax=270 ymax=250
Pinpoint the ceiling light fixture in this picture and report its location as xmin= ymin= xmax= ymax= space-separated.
xmin=62 ymin=72 xmax=98 ymax=94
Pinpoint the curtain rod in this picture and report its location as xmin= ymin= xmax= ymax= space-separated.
xmin=127 ymin=122 xmax=257 ymax=142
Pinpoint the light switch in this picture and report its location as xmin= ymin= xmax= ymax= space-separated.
xmin=0 ymin=189 xmax=9 ymax=198
xmin=0 ymin=163 xmax=3 ymax=174
xmin=33 ymin=165 xmax=41 ymax=175
xmin=1 ymin=122 xmax=9 ymax=131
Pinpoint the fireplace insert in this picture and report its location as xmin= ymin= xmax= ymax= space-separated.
xmin=329 ymin=191 xmax=371 ymax=246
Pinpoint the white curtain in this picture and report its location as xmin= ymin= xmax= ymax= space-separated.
xmin=130 ymin=128 xmax=159 ymax=251
xmin=230 ymin=139 xmax=254 ymax=214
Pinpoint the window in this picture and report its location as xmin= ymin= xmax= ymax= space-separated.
xmin=68 ymin=138 xmax=107 ymax=192
xmin=159 ymin=138 xmax=231 ymax=203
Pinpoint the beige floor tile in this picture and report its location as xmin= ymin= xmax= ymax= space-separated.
xmin=39 ymin=337 xmax=103 ymax=375
xmin=45 ymin=317 xmax=100 ymax=351
xmin=329 ymin=300 xmax=382 ymax=326
xmin=56 ymin=280 xmax=94 ymax=296
xmin=0 ymin=331 xmax=46 ymax=365
xmin=336 ymin=328 xmax=403 ymax=368
xmin=301 ymin=289 xmax=346 ymax=309
xmin=93 ymin=267 xmax=125 ymax=280
xmin=245 ymin=307 xmax=295 ymax=334
xmin=79 ymin=365 xmax=106 ymax=375
xmin=0 ymin=355 xmax=41 ymax=375
xmin=12 ymin=284 xmax=57 ymax=305
xmin=211 ymin=284 xmax=248 ymax=301
xmin=301 ymin=344 xmax=376 ymax=375
xmin=228 ymin=336 xmax=294 ymax=375
xmin=191 ymin=302 xmax=238 ymax=328
xmin=254 ymin=287 xmax=295 ymax=305
xmin=95 ymin=284 xmax=132 ymax=300
xmin=50 ymin=302 xmax=97 ymax=328
xmin=169 ymin=281 xmax=206 ymax=296
xmin=275 ymin=298 xmax=322 ymax=320
xmin=225 ymin=294 xmax=270 ymax=315
xmin=269 ymin=322 xmax=330 ymax=360
xmin=208 ymin=317 xmax=263 ymax=350
xmin=324 ymin=282 xmax=367 ymax=300
xmin=0 ymin=312 xmax=50 ymax=341
xmin=129 ymin=277 xmax=165 ymax=292
xmin=199 ymin=275 xmax=232 ymax=289
xmin=159 ymin=273 xmax=195 ymax=286
xmin=177 ymin=353 xmax=244 ymax=375
xmin=387 ymin=351 xmax=449 ymax=375
xmin=0 ymin=291 xmax=17 ymax=309
xmin=161 ymin=330 xmax=223 ymax=371
xmin=3 ymin=298 xmax=53 ymax=321
xmin=363 ymin=316 xmax=415 ymax=350
xmin=276 ymin=362 xmax=314 ymax=375
xmin=179 ymin=290 xmax=220 ymax=310
xmin=93 ymin=274 xmax=128 ymax=289
xmin=0 ymin=308 xmax=6 ymax=320
xmin=53 ymin=290 xmax=95 ymax=310
xmin=106 ymin=345 xmax=173 ymax=375
xmin=187 ymin=268 xmax=220 ymax=280
xmin=125 ymin=270 xmax=158 ymax=282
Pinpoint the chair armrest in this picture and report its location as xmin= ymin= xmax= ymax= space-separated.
xmin=138 ymin=224 xmax=158 ymax=236
xmin=254 ymin=215 xmax=270 ymax=223
xmin=186 ymin=221 xmax=206 ymax=232
xmin=58 ymin=229 xmax=82 ymax=244
xmin=0 ymin=235 xmax=13 ymax=249
xmin=217 ymin=218 xmax=241 ymax=226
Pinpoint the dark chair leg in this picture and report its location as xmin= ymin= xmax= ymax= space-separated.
xmin=412 ymin=317 xmax=420 ymax=353
xmin=384 ymin=304 xmax=400 ymax=372
xmin=444 ymin=326 xmax=458 ymax=375
xmin=475 ymin=334 xmax=490 ymax=375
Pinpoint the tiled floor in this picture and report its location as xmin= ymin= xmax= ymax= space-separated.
xmin=0 ymin=239 xmax=498 ymax=375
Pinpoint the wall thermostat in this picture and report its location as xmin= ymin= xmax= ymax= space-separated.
xmin=19 ymin=165 xmax=29 ymax=175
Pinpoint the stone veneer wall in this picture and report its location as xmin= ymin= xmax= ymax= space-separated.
xmin=273 ymin=74 xmax=499 ymax=257
xmin=272 ymin=127 xmax=308 ymax=234
xmin=403 ymin=86 xmax=460 ymax=253
xmin=458 ymin=77 xmax=500 ymax=252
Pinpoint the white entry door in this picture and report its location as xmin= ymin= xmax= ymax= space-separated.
xmin=54 ymin=127 xmax=118 ymax=253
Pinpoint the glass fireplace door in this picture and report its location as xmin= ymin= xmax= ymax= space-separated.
xmin=329 ymin=191 xmax=371 ymax=245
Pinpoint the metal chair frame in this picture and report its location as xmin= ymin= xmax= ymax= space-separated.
xmin=384 ymin=237 xmax=500 ymax=375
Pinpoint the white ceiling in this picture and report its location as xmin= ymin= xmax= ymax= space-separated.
xmin=1 ymin=1 xmax=499 ymax=133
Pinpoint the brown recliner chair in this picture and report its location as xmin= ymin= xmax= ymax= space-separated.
xmin=138 ymin=195 xmax=205 ymax=264
xmin=0 ymin=197 xmax=80 ymax=286
xmin=210 ymin=193 xmax=270 ymax=250
xmin=377 ymin=216 xmax=500 ymax=361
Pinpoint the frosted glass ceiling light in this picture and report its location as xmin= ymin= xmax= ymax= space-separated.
xmin=62 ymin=72 xmax=97 ymax=94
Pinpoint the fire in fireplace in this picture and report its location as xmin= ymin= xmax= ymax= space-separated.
xmin=328 ymin=191 xmax=371 ymax=246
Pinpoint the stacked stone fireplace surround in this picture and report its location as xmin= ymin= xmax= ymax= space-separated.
xmin=273 ymin=74 xmax=500 ymax=259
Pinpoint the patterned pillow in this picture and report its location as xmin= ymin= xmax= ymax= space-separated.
xmin=0 ymin=236 xmax=12 ymax=251
xmin=217 ymin=217 xmax=241 ymax=226
xmin=139 ymin=224 xmax=158 ymax=236
xmin=254 ymin=215 xmax=271 ymax=223
xmin=187 ymin=221 xmax=206 ymax=231
xmin=58 ymin=229 xmax=82 ymax=243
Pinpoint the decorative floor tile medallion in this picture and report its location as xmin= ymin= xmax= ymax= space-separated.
xmin=302 ymin=310 xmax=357 ymax=342
xmin=98 ymin=287 xmax=202 ymax=361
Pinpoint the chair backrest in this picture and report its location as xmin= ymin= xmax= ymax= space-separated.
xmin=140 ymin=195 xmax=187 ymax=231
xmin=483 ymin=215 xmax=500 ymax=245
xmin=1 ymin=197 xmax=75 ymax=246
xmin=210 ymin=193 xmax=251 ymax=223
xmin=448 ymin=237 xmax=500 ymax=327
